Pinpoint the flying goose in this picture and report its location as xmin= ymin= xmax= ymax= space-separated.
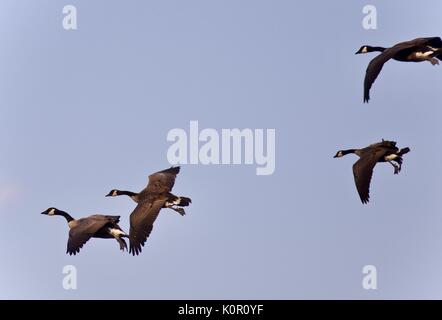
xmin=41 ymin=207 xmax=128 ymax=255
xmin=334 ymin=140 xmax=410 ymax=204
xmin=106 ymin=166 xmax=191 ymax=255
xmin=355 ymin=37 xmax=442 ymax=102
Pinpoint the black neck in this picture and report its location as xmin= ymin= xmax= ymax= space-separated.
xmin=57 ymin=210 xmax=74 ymax=223
xmin=118 ymin=190 xmax=138 ymax=197
xmin=371 ymin=46 xmax=386 ymax=52
xmin=342 ymin=149 xmax=357 ymax=155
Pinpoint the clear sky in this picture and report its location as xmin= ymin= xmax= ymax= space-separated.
xmin=1 ymin=0 xmax=442 ymax=299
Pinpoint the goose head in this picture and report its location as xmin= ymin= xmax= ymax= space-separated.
xmin=41 ymin=207 xmax=60 ymax=216
xmin=355 ymin=45 xmax=387 ymax=54
xmin=333 ymin=150 xmax=345 ymax=158
xmin=105 ymin=189 xmax=120 ymax=197
xmin=355 ymin=45 xmax=371 ymax=54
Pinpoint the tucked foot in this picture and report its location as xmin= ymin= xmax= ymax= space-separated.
xmin=429 ymin=58 xmax=439 ymax=65
xmin=117 ymin=237 xmax=128 ymax=251
xmin=389 ymin=161 xmax=400 ymax=174
xmin=172 ymin=207 xmax=186 ymax=216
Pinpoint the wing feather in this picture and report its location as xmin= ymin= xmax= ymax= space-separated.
xmin=67 ymin=216 xmax=119 ymax=255
xmin=352 ymin=149 xmax=387 ymax=204
xmin=129 ymin=197 xmax=167 ymax=255
xmin=142 ymin=166 xmax=180 ymax=194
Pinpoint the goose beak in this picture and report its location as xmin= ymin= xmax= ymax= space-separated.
xmin=41 ymin=211 xmax=47 ymax=215
xmin=333 ymin=154 xmax=338 ymax=158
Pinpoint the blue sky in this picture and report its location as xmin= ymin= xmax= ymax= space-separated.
xmin=1 ymin=0 xmax=442 ymax=299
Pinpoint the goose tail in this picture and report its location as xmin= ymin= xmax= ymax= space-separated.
xmin=398 ymin=147 xmax=410 ymax=156
xmin=177 ymin=196 xmax=192 ymax=207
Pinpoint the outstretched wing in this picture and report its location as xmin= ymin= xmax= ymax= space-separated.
xmin=368 ymin=140 xmax=397 ymax=149
xmin=424 ymin=37 xmax=442 ymax=60
xmin=423 ymin=37 xmax=442 ymax=48
xmin=67 ymin=215 xmax=119 ymax=255
xmin=364 ymin=48 xmax=401 ymax=103
xmin=129 ymin=197 xmax=167 ymax=256
xmin=142 ymin=166 xmax=180 ymax=194
xmin=352 ymin=149 xmax=387 ymax=204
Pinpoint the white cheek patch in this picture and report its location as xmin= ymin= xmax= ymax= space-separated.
xmin=112 ymin=190 xmax=118 ymax=196
xmin=362 ymin=47 xmax=368 ymax=53
xmin=48 ymin=208 xmax=55 ymax=215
